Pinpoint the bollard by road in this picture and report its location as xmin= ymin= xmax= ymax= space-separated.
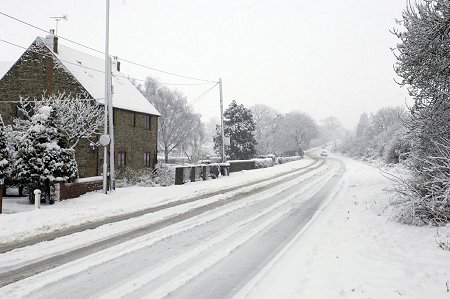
xmin=34 ymin=189 xmax=41 ymax=209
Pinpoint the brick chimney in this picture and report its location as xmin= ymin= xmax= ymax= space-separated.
xmin=45 ymin=29 xmax=58 ymax=53
xmin=112 ymin=56 xmax=120 ymax=72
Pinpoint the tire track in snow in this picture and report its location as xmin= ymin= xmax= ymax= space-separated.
xmin=0 ymin=159 xmax=325 ymax=289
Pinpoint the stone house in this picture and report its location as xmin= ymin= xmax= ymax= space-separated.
xmin=0 ymin=34 xmax=160 ymax=178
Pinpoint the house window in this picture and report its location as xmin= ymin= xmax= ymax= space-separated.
xmin=118 ymin=151 xmax=126 ymax=168
xmin=144 ymin=115 xmax=151 ymax=130
xmin=113 ymin=110 xmax=117 ymax=126
xmin=131 ymin=113 xmax=136 ymax=127
xmin=144 ymin=152 xmax=151 ymax=167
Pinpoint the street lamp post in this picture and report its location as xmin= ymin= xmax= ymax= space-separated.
xmin=103 ymin=0 xmax=111 ymax=194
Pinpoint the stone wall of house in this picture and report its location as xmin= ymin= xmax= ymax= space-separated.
xmin=114 ymin=108 xmax=158 ymax=170
xmin=0 ymin=38 xmax=87 ymax=125
xmin=0 ymin=38 xmax=159 ymax=178
xmin=0 ymin=38 xmax=97 ymax=178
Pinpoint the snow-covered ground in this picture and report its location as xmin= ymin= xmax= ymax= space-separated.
xmin=0 ymin=158 xmax=316 ymax=245
xmin=238 ymin=155 xmax=450 ymax=299
xmin=0 ymin=153 xmax=449 ymax=299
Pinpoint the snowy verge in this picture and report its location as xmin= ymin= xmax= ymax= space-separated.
xmin=239 ymin=154 xmax=450 ymax=299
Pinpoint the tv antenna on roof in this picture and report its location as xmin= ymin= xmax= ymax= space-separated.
xmin=50 ymin=15 xmax=68 ymax=36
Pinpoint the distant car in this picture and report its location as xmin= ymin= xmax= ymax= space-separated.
xmin=320 ymin=150 xmax=328 ymax=157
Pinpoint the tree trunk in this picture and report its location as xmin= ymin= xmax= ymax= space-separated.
xmin=164 ymin=148 xmax=169 ymax=163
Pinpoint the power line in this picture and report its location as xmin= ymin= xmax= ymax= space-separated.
xmin=189 ymin=82 xmax=219 ymax=106
xmin=0 ymin=38 xmax=219 ymax=106
xmin=0 ymin=11 xmax=103 ymax=55
xmin=0 ymin=38 xmax=211 ymax=87
xmin=0 ymin=10 xmax=218 ymax=83
xmin=117 ymin=58 xmax=217 ymax=83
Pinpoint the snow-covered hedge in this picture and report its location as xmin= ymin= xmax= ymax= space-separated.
xmin=276 ymin=156 xmax=303 ymax=164
xmin=253 ymin=158 xmax=274 ymax=169
xmin=115 ymin=163 xmax=176 ymax=188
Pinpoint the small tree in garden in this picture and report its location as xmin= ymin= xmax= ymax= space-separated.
xmin=214 ymin=100 xmax=257 ymax=160
xmin=14 ymin=94 xmax=103 ymax=149
xmin=0 ymin=117 xmax=11 ymax=186
xmin=13 ymin=106 xmax=78 ymax=203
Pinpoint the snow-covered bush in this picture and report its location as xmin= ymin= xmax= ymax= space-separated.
xmin=252 ymin=158 xmax=274 ymax=169
xmin=15 ymin=94 xmax=103 ymax=149
xmin=391 ymin=0 xmax=450 ymax=225
xmin=276 ymin=156 xmax=303 ymax=164
xmin=383 ymin=128 xmax=411 ymax=164
xmin=340 ymin=107 xmax=408 ymax=162
xmin=115 ymin=163 xmax=175 ymax=187
xmin=389 ymin=138 xmax=450 ymax=225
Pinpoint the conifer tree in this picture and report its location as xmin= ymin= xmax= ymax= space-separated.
xmin=13 ymin=106 xmax=78 ymax=203
xmin=214 ymin=100 xmax=257 ymax=160
xmin=0 ymin=117 xmax=10 ymax=186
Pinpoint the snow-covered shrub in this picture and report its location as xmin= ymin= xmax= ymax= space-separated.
xmin=391 ymin=0 xmax=450 ymax=225
xmin=15 ymin=94 xmax=103 ymax=149
xmin=384 ymin=128 xmax=411 ymax=164
xmin=252 ymin=158 xmax=274 ymax=169
xmin=276 ymin=156 xmax=303 ymax=164
xmin=153 ymin=163 xmax=175 ymax=186
xmin=389 ymin=138 xmax=450 ymax=225
xmin=115 ymin=167 xmax=138 ymax=188
xmin=116 ymin=167 xmax=159 ymax=187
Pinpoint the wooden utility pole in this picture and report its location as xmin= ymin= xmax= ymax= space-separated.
xmin=219 ymin=78 xmax=225 ymax=163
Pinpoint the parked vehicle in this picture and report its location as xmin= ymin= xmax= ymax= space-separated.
xmin=320 ymin=150 xmax=328 ymax=157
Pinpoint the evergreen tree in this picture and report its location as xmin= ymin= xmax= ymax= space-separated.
xmin=355 ymin=112 xmax=369 ymax=138
xmin=13 ymin=106 xmax=78 ymax=203
xmin=214 ymin=100 xmax=257 ymax=160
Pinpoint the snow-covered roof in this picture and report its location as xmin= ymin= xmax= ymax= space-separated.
xmin=37 ymin=37 xmax=160 ymax=116
xmin=0 ymin=61 xmax=14 ymax=80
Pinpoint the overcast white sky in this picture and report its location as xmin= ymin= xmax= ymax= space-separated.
xmin=0 ymin=0 xmax=409 ymax=129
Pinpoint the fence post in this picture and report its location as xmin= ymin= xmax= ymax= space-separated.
xmin=34 ymin=189 xmax=41 ymax=209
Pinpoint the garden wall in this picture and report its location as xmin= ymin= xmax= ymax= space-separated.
xmin=57 ymin=176 xmax=103 ymax=200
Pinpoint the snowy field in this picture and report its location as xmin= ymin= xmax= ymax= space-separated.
xmin=238 ymin=156 xmax=450 ymax=299
xmin=0 ymin=153 xmax=449 ymax=299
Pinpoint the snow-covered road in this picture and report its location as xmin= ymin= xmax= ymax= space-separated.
xmin=0 ymin=156 xmax=345 ymax=298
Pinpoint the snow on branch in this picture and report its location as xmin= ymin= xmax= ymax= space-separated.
xmin=14 ymin=94 xmax=104 ymax=149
